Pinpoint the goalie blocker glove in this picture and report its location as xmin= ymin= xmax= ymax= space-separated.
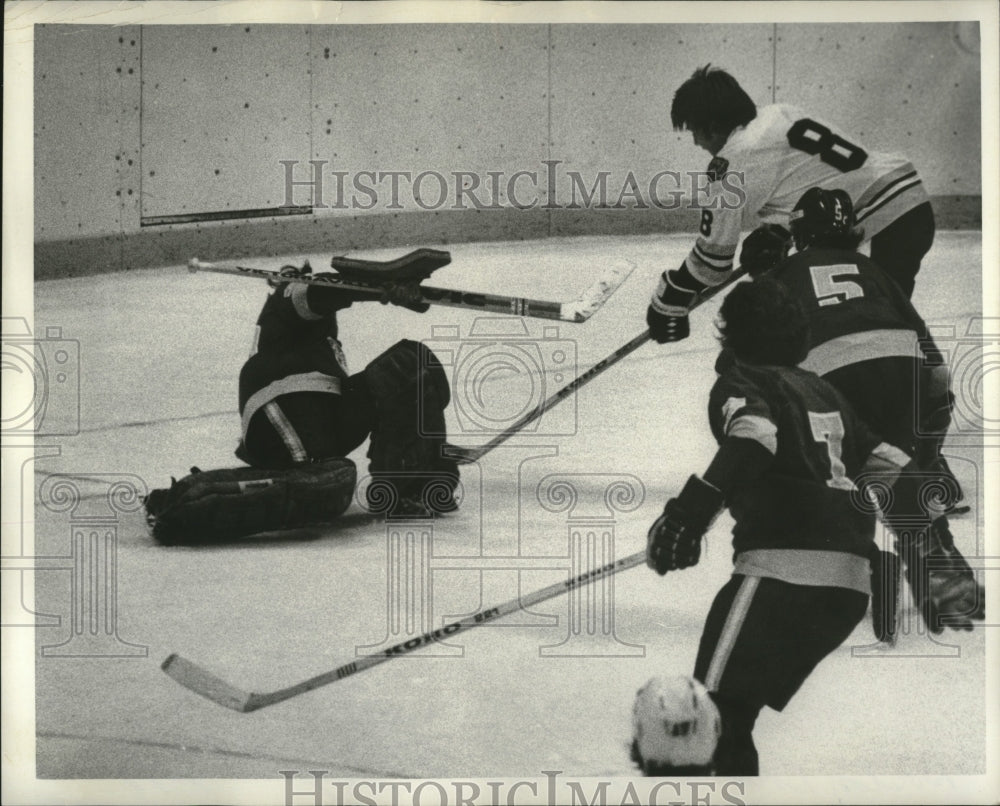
xmin=647 ymin=475 xmax=725 ymax=575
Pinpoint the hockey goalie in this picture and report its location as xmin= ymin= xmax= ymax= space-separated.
xmin=145 ymin=251 xmax=461 ymax=545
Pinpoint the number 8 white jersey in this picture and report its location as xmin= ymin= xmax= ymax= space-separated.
xmin=686 ymin=104 xmax=929 ymax=287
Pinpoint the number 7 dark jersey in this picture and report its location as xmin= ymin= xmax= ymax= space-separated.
xmin=683 ymin=104 xmax=928 ymax=288
xmin=708 ymin=359 xmax=907 ymax=564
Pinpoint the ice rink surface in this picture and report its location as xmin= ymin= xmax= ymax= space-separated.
xmin=28 ymin=232 xmax=988 ymax=781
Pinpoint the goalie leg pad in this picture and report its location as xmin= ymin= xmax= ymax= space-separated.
xmin=144 ymin=458 xmax=357 ymax=545
xmin=362 ymin=340 xmax=459 ymax=515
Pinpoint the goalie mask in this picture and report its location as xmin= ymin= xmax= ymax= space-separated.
xmin=789 ymin=187 xmax=856 ymax=251
xmin=631 ymin=675 xmax=721 ymax=776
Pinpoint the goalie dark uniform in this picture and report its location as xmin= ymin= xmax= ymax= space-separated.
xmin=643 ymin=280 xmax=952 ymax=776
xmin=145 ymin=252 xmax=460 ymax=544
xmin=237 ymin=259 xmax=459 ymax=516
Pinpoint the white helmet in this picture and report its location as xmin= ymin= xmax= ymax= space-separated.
xmin=632 ymin=675 xmax=721 ymax=773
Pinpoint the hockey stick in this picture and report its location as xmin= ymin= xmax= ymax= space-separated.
xmin=444 ymin=267 xmax=749 ymax=464
xmin=188 ymin=258 xmax=634 ymax=323
xmin=162 ymin=549 xmax=648 ymax=712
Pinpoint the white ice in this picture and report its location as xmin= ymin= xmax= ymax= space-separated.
xmin=27 ymin=232 xmax=988 ymax=781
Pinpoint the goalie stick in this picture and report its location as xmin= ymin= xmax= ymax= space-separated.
xmin=188 ymin=257 xmax=634 ymax=323
xmin=444 ymin=267 xmax=750 ymax=464
xmin=162 ymin=549 xmax=648 ymax=712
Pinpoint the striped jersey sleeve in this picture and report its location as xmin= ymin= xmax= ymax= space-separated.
xmin=708 ymin=372 xmax=779 ymax=454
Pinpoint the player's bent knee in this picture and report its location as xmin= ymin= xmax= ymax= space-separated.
xmin=364 ymin=339 xmax=450 ymax=409
xmin=362 ymin=339 xmax=459 ymax=516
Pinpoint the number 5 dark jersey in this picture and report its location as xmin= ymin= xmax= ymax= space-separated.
xmin=708 ymin=358 xmax=909 ymax=589
xmin=768 ymin=248 xmax=935 ymax=377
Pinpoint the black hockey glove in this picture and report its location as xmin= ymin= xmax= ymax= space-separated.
xmin=647 ymin=265 xmax=705 ymax=343
xmin=647 ymin=303 xmax=690 ymax=342
xmin=647 ymin=475 xmax=724 ymax=575
xmin=739 ymin=224 xmax=791 ymax=278
xmin=380 ymin=281 xmax=430 ymax=313
xmin=898 ymin=520 xmax=985 ymax=633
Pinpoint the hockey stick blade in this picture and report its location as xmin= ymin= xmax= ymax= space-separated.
xmin=162 ymin=550 xmax=648 ymax=712
xmin=443 ymin=267 xmax=749 ymax=464
xmin=189 ymin=257 xmax=632 ymax=323
xmin=161 ymin=653 xmax=258 ymax=712
xmin=561 ymin=259 xmax=635 ymax=322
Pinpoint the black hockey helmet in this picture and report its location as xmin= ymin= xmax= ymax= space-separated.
xmin=789 ymin=187 xmax=855 ymax=250
xmin=717 ymin=278 xmax=810 ymax=367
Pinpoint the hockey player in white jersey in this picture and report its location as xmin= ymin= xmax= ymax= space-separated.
xmin=647 ymin=65 xmax=934 ymax=343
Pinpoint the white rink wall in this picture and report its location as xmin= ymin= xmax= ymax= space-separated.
xmin=33 ymin=22 xmax=982 ymax=277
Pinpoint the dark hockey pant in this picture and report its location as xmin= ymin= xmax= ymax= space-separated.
xmin=241 ymin=379 xmax=374 ymax=468
xmin=869 ymin=201 xmax=935 ymax=299
xmin=694 ymin=574 xmax=868 ymax=776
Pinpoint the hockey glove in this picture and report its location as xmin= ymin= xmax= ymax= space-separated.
xmin=380 ymin=281 xmax=431 ymax=313
xmin=647 ymin=475 xmax=724 ymax=575
xmin=739 ymin=225 xmax=791 ymax=278
xmin=898 ymin=520 xmax=985 ymax=633
xmin=647 ymin=265 xmax=705 ymax=343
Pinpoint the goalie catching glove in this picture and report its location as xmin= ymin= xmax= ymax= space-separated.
xmin=647 ymin=475 xmax=725 ymax=575
xmin=329 ymin=248 xmax=451 ymax=313
xmin=144 ymin=458 xmax=357 ymax=545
